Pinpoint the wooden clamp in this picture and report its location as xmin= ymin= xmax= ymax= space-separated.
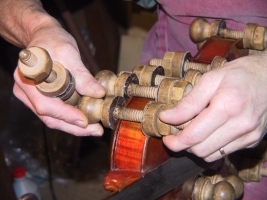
xmin=190 ymin=18 xmax=267 ymax=51
xmin=95 ymin=70 xmax=193 ymax=104
xmin=149 ymin=51 xmax=227 ymax=76
xmin=77 ymin=96 xmax=190 ymax=137
xmin=18 ymin=47 xmax=80 ymax=105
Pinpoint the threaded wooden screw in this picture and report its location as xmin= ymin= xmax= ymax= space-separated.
xmin=19 ymin=49 xmax=57 ymax=83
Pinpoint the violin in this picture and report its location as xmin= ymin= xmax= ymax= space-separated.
xmin=103 ymin=37 xmax=248 ymax=199
xmin=18 ymin=17 xmax=267 ymax=199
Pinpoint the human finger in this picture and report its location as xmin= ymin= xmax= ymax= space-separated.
xmin=203 ymin=129 xmax=263 ymax=162
xmin=14 ymin=68 xmax=89 ymax=128
xmin=41 ymin=41 xmax=106 ymax=98
xmin=162 ymin=87 xmax=234 ymax=152
xmin=53 ymin=48 xmax=105 ymax=98
xmin=162 ymin=67 xmax=258 ymax=152
xmin=187 ymin=112 xmax=263 ymax=159
xmin=38 ymin=115 xmax=104 ymax=136
xmin=14 ymin=80 xmax=104 ymax=136
xmin=159 ymin=71 xmax=223 ymax=125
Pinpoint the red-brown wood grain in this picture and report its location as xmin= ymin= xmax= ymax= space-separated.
xmin=104 ymin=97 xmax=170 ymax=191
xmin=103 ymin=36 xmax=249 ymax=194
xmin=193 ymin=37 xmax=248 ymax=64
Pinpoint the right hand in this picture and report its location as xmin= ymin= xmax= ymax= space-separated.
xmin=160 ymin=52 xmax=267 ymax=162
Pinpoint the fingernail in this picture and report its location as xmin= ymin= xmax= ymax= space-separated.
xmin=75 ymin=120 xmax=87 ymax=128
xmin=160 ymin=109 xmax=171 ymax=117
xmin=90 ymin=132 xmax=103 ymax=137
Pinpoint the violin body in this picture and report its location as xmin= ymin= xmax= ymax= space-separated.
xmin=104 ymin=97 xmax=172 ymax=191
xmin=103 ymin=36 xmax=248 ymax=197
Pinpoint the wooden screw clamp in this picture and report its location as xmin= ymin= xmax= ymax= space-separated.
xmin=190 ymin=18 xmax=267 ymax=51
xmin=77 ymin=96 xmax=190 ymax=137
xmin=207 ymin=174 xmax=244 ymax=199
xmin=192 ymin=177 xmax=244 ymax=200
xmin=95 ymin=70 xmax=193 ymax=104
xmin=149 ymin=51 xmax=227 ymax=75
xmin=133 ymin=64 xmax=203 ymax=87
xmin=238 ymin=158 xmax=267 ymax=182
xmin=193 ymin=177 xmax=236 ymax=200
xmin=190 ymin=18 xmax=226 ymax=43
xmin=133 ymin=65 xmax=167 ymax=86
xmin=149 ymin=51 xmax=192 ymax=77
xmin=183 ymin=69 xmax=203 ymax=86
xmin=95 ymin=70 xmax=139 ymax=100
xmin=18 ymin=47 xmax=80 ymax=105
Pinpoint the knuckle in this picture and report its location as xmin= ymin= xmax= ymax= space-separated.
xmin=179 ymin=92 xmax=200 ymax=113
xmin=212 ymin=89 xmax=248 ymax=119
xmin=181 ymin=92 xmax=195 ymax=104
xmin=203 ymin=157 xmax=215 ymax=163
xmin=180 ymin=132 xmax=201 ymax=147
xmin=247 ymin=130 xmax=262 ymax=146
xmin=165 ymin=142 xmax=180 ymax=152
xmin=42 ymin=117 xmax=56 ymax=129
xmin=35 ymin=104 xmax=47 ymax=116
xmin=241 ymin=116 xmax=259 ymax=133
xmin=74 ymin=67 xmax=89 ymax=81
xmin=69 ymin=131 xmax=80 ymax=137
xmin=224 ymin=99 xmax=245 ymax=118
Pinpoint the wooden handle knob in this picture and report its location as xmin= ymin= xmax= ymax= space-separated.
xmin=18 ymin=47 xmax=52 ymax=82
xmin=193 ymin=177 xmax=235 ymax=200
xmin=18 ymin=47 xmax=79 ymax=105
xmin=95 ymin=70 xmax=117 ymax=96
xmin=190 ymin=18 xmax=226 ymax=43
xmin=133 ymin=65 xmax=165 ymax=86
xmin=207 ymin=174 xmax=244 ymax=199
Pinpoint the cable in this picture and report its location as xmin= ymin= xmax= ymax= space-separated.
xmin=42 ymin=123 xmax=57 ymax=200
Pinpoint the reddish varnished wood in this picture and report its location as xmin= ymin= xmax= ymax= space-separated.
xmin=193 ymin=37 xmax=248 ymax=64
xmin=104 ymin=97 xmax=170 ymax=191
xmin=103 ymin=37 xmax=249 ymax=194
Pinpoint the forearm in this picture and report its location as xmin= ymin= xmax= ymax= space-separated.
xmin=0 ymin=0 xmax=61 ymax=48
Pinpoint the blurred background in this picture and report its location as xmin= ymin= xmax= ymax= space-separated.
xmin=0 ymin=0 xmax=157 ymax=199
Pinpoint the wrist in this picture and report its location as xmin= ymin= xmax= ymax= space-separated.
xmin=26 ymin=14 xmax=63 ymax=46
xmin=0 ymin=0 xmax=62 ymax=48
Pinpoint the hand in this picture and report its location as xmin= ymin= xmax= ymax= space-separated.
xmin=13 ymin=19 xmax=106 ymax=136
xmin=159 ymin=52 xmax=267 ymax=162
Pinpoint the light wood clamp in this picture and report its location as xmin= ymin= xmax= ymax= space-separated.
xmin=133 ymin=64 xmax=203 ymax=87
xmin=95 ymin=70 xmax=193 ymax=104
xmin=77 ymin=96 xmax=190 ymax=137
xmin=190 ymin=18 xmax=267 ymax=51
xmin=238 ymin=158 xmax=267 ymax=182
xmin=183 ymin=69 xmax=203 ymax=86
xmin=149 ymin=51 xmax=227 ymax=76
xmin=193 ymin=177 xmax=236 ymax=200
xmin=18 ymin=47 xmax=80 ymax=105
xmin=133 ymin=64 xmax=167 ymax=86
xmin=95 ymin=70 xmax=138 ymax=100
xmin=222 ymin=140 xmax=267 ymax=178
xmin=206 ymin=174 xmax=244 ymax=199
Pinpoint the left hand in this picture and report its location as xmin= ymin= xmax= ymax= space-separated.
xmin=13 ymin=19 xmax=105 ymax=136
xmin=159 ymin=52 xmax=267 ymax=162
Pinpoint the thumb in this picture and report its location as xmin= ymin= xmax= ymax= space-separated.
xmin=74 ymin=68 xmax=106 ymax=98
xmin=159 ymin=72 xmax=221 ymax=125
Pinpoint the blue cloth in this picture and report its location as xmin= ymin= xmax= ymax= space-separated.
xmin=135 ymin=0 xmax=156 ymax=8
